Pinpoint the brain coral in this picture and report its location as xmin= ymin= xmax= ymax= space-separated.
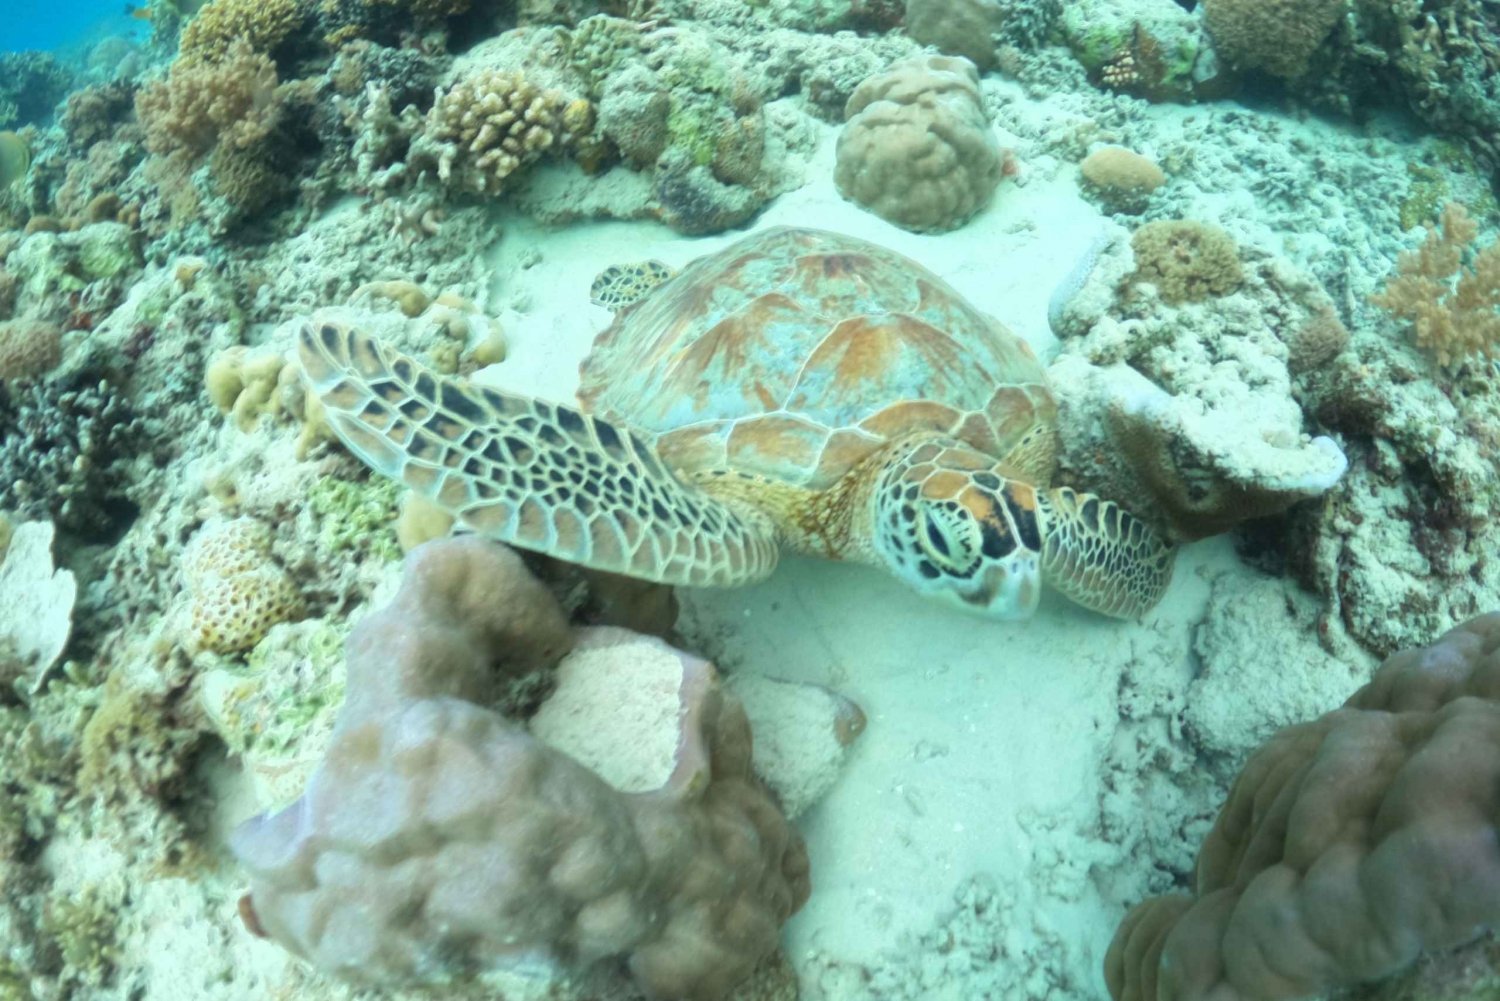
xmin=835 ymin=54 xmax=1004 ymax=233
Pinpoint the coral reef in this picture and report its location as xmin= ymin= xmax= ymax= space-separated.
xmin=232 ymin=536 xmax=810 ymax=999
xmin=1107 ymin=612 xmax=1500 ymax=1001
xmin=835 ymin=54 xmax=1004 ymax=233
xmin=1049 ymin=228 xmax=1347 ymax=542
xmin=0 ymin=51 xmax=72 ymax=128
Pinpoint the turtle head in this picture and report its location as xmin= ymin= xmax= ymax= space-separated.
xmin=869 ymin=442 xmax=1045 ymax=620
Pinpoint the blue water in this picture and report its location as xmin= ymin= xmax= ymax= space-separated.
xmin=2 ymin=0 xmax=145 ymax=54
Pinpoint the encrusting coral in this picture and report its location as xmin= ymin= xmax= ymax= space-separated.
xmin=835 ymin=54 xmax=1005 ymax=233
xmin=232 ymin=536 xmax=810 ymax=1000
xmin=1106 ymin=611 xmax=1500 ymax=1001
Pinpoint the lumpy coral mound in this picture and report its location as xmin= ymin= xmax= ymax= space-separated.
xmin=1107 ymin=612 xmax=1500 ymax=1001
xmin=231 ymin=537 xmax=809 ymax=1000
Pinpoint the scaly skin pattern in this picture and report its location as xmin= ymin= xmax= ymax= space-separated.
xmin=297 ymin=320 xmax=779 ymax=587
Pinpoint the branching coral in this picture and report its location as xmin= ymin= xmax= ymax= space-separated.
xmin=135 ymin=39 xmax=282 ymax=158
xmin=1107 ymin=612 xmax=1500 ymax=1001
xmin=1371 ymin=201 xmax=1500 ymax=367
xmin=0 ymin=369 xmax=143 ymax=541
xmin=835 ymin=54 xmax=1005 ymax=233
xmin=421 ymin=68 xmax=573 ymax=194
xmin=232 ymin=536 xmax=809 ymax=1000
xmin=179 ymin=0 xmax=303 ymax=61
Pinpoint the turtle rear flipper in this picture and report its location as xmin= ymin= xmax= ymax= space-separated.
xmin=297 ymin=321 xmax=779 ymax=587
xmin=1037 ymin=487 xmax=1175 ymax=618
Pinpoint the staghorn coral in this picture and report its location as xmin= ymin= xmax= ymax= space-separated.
xmin=421 ymin=68 xmax=572 ymax=195
xmin=1370 ymin=201 xmax=1500 ymax=367
xmin=1107 ymin=612 xmax=1500 ymax=1001
xmin=179 ymin=0 xmax=303 ymax=61
xmin=232 ymin=536 xmax=809 ymax=1000
xmin=835 ymin=54 xmax=1004 ymax=233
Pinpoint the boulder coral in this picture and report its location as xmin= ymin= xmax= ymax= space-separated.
xmin=1107 ymin=612 xmax=1500 ymax=1001
xmin=835 ymin=54 xmax=1004 ymax=233
xmin=232 ymin=536 xmax=811 ymax=1000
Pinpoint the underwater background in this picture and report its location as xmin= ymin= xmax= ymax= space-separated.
xmin=2 ymin=1 xmax=1500 ymax=1000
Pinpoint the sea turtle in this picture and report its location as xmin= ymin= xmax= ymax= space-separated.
xmin=298 ymin=227 xmax=1174 ymax=619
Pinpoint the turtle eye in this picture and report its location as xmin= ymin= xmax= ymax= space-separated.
xmin=914 ymin=501 xmax=982 ymax=572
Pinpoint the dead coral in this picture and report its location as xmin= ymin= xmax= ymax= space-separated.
xmin=1371 ymin=201 xmax=1500 ymax=368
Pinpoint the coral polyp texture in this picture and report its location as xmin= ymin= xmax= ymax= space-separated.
xmin=1107 ymin=612 xmax=1500 ymax=1001
xmin=231 ymin=537 xmax=809 ymax=1000
xmin=835 ymin=54 xmax=1004 ymax=233
xmin=182 ymin=517 xmax=304 ymax=654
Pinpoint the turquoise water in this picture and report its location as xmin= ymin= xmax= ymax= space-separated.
xmin=2 ymin=0 xmax=145 ymax=54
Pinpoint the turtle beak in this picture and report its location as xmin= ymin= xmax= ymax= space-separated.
xmin=961 ymin=557 xmax=1041 ymax=620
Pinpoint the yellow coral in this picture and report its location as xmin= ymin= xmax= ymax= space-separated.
xmin=180 ymin=0 xmax=302 ymax=60
xmin=1371 ymin=201 xmax=1500 ymax=368
xmin=183 ymin=518 xmax=303 ymax=654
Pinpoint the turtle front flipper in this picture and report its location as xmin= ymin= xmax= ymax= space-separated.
xmin=1036 ymin=487 xmax=1175 ymax=618
xmin=296 ymin=320 xmax=779 ymax=587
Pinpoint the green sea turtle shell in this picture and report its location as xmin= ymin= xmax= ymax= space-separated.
xmin=578 ymin=227 xmax=1058 ymax=492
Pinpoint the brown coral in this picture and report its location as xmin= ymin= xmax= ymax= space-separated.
xmin=1370 ymin=201 xmax=1500 ymax=368
xmin=1107 ymin=612 xmax=1500 ymax=1001
xmin=135 ymin=39 xmax=282 ymax=158
xmin=179 ymin=0 xmax=303 ymax=60
xmin=835 ymin=54 xmax=1004 ymax=233
xmin=1129 ymin=220 xmax=1243 ymax=304
xmin=0 ymin=317 xmax=62 ymax=381
xmin=231 ymin=537 xmax=809 ymax=999
xmin=1202 ymin=0 xmax=1343 ymax=78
